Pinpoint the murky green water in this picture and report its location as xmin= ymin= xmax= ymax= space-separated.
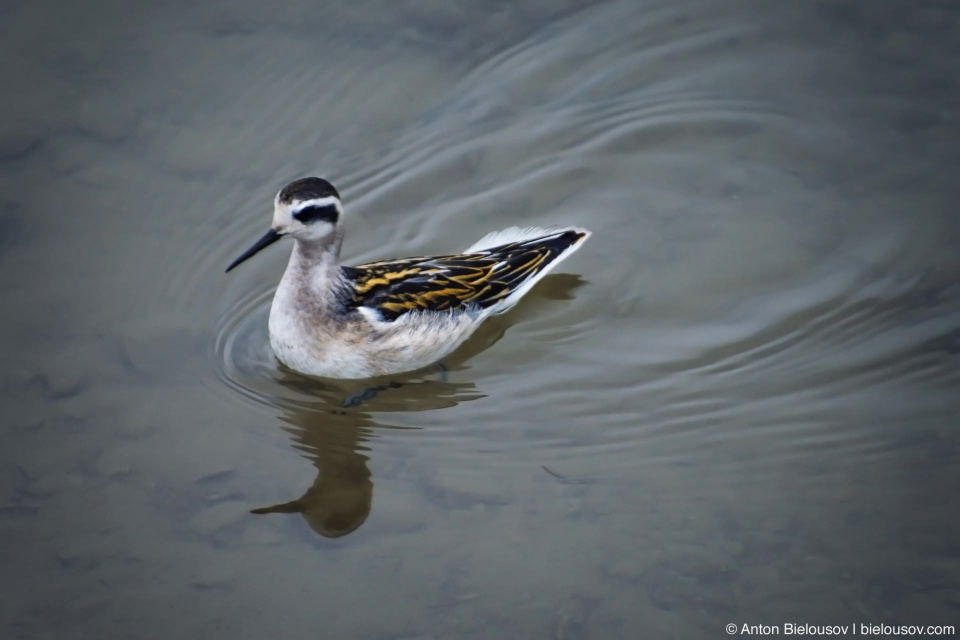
xmin=3 ymin=1 xmax=959 ymax=638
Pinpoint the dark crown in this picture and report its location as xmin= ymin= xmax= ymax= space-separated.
xmin=278 ymin=177 xmax=339 ymax=204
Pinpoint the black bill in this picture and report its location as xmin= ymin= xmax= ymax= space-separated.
xmin=225 ymin=229 xmax=283 ymax=272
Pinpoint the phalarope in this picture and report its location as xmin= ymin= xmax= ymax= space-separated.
xmin=226 ymin=177 xmax=591 ymax=379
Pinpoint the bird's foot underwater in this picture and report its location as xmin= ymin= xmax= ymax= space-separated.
xmin=338 ymin=362 xmax=450 ymax=408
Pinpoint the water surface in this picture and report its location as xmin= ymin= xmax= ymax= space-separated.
xmin=2 ymin=1 xmax=959 ymax=638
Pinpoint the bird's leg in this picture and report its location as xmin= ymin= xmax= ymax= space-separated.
xmin=340 ymin=381 xmax=404 ymax=408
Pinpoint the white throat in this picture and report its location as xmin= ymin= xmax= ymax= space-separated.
xmin=267 ymin=238 xmax=343 ymax=368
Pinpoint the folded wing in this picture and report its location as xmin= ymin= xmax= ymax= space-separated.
xmin=342 ymin=229 xmax=588 ymax=322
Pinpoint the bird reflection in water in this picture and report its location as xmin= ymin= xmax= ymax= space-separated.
xmin=250 ymin=273 xmax=586 ymax=538
xmin=250 ymin=372 xmax=482 ymax=538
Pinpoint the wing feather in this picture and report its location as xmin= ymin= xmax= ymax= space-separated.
xmin=341 ymin=229 xmax=588 ymax=322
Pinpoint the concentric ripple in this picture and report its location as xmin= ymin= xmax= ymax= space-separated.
xmin=189 ymin=0 xmax=960 ymax=485
xmin=214 ymin=285 xmax=282 ymax=409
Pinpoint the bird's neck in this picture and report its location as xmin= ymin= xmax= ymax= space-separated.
xmin=275 ymin=238 xmax=343 ymax=316
xmin=290 ymin=235 xmax=341 ymax=277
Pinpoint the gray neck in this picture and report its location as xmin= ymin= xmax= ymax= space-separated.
xmin=279 ymin=236 xmax=344 ymax=314
xmin=293 ymin=230 xmax=342 ymax=264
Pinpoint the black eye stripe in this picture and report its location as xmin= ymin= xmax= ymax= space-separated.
xmin=293 ymin=204 xmax=339 ymax=224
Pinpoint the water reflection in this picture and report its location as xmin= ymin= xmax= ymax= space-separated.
xmin=251 ymin=373 xmax=481 ymax=538
xmin=243 ymin=273 xmax=586 ymax=537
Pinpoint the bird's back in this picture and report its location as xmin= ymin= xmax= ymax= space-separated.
xmin=343 ymin=227 xmax=591 ymax=322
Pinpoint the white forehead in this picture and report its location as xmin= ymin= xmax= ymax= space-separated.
xmin=275 ymin=194 xmax=342 ymax=213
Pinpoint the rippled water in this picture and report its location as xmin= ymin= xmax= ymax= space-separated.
xmin=3 ymin=0 xmax=959 ymax=638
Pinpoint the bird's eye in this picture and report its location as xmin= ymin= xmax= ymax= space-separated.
xmin=293 ymin=204 xmax=339 ymax=224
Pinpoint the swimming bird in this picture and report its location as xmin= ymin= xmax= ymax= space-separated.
xmin=225 ymin=177 xmax=590 ymax=379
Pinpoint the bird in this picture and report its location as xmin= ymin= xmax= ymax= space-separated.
xmin=225 ymin=177 xmax=590 ymax=379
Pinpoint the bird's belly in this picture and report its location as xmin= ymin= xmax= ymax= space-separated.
xmin=267 ymin=310 xmax=372 ymax=379
xmin=268 ymin=307 xmax=480 ymax=379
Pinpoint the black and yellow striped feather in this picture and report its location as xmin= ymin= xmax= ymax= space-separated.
xmin=340 ymin=230 xmax=587 ymax=322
